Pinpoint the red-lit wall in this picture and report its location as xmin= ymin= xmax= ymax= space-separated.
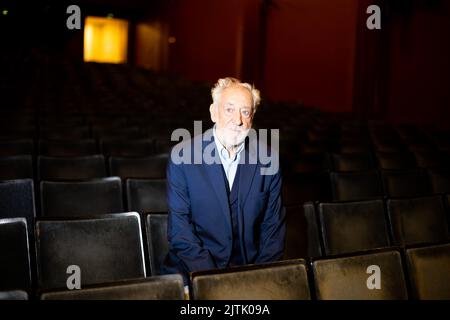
xmin=167 ymin=0 xmax=359 ymax=113
xmin=386 ymin=2 xmax=450 ymax=128
xmin=167 ymin=0 xmax=245 ymax=82
xmin=264 ymin=0 xmax=358 ymax=112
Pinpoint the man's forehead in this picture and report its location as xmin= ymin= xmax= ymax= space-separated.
xmin=221 ymin=86 xmax=253 ymax=103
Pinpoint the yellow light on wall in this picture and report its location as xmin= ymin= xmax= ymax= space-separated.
xmin=84 ymin=16 xmax=129 ymax=64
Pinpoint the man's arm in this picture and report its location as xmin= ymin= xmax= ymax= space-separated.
xmin=166 ymin=157 xmax=216 ymax=273
xmin=255 ymin=169 xmax=286 ymax=263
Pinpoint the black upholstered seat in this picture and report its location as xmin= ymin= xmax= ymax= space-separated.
xmin=146 ymin=213 xmax=169 ymax=275
xmin=40 ymin=177 xmax=123 ymax=217
xmin=406 ymin=243 xmax=450 ymax=299
xmin=0 ymin=290 xmax=29 ymax=300
xmin=428 ymin=168 xmax=450 ymax=194
xmin=191 ymin=260 xmax=311 ymax=300
xmin=0 ymin=155 xmax=33 ymax=180
xmin=0 ymin=139 xmax=34 ymax=156
xmin=376 ymin=152 xmax=417 ymax=170
xmin=283 ymin=204 xmax=322 ymax=259
xmin=126 ymin=179 xmax=167 ymax=213
xmin=109 ymin=154 xmax=168 ymax=179
xmin=38 ymin=155 xmax=107 ymax=181
xmin=39 ymin=139 xmax=97 ymax=157
xmin=318 ymin=200 xmax=390 ymax=255
xmin=36 ymin=212 xmax=146 ymax=291
xmin=331 ymin=153 xmax=375 ymax=172
xmin=313 ymin=250 xmax=408 ymax=300
xmin=0 ymin=218 xmax=31 ymax=291
xmin=382 ymin=169 xmax=432 ymax=198
xmin=40 ymin=275 xmax=184 ymax=300
xmin=330 ymin=171 xmax=383 ymax=201
xmin=387 ymin=196 xmax=449 ymax=246
xmin=100 ymin=139 xmax=154 ymax=157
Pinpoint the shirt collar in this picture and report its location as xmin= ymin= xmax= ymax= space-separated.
xmin=213 ymin=125 xmax=245 ymax=162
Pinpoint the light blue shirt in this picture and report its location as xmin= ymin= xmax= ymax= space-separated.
xmin=213 ymin=126 xmax=245 ymax=190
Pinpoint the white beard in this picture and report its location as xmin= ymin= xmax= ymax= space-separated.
xmin=216 ymin=126 xmax=249 ymax=149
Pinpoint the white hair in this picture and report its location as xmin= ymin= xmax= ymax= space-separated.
xmin=211 ymin=77 xmax=261 ymax=111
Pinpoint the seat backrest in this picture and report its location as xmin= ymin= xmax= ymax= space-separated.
xmin=319 ymin=200 xmax=390 ymax=256
xmin=39 ymin=126 xmax=91 ymax=140
xmin=0 ymin=139 xmax=34 ymax=156
xmin=109 ymin=155 xmax=168 ymax=179
xmin=101 ymin=139 xmax=154 ymax=157
xmin=191 ymin=260 xmax=311 ymax=300
xmin=40 ymin=275 xmax=184 ymax=300
xmin=382 ymin=169 xmax=432 ymax=198
xmin=126 ymin=179 xmax=167 ymax=213
xmin=406 ymin=243 xmax=450 ymax=299
xmin=283 ymin=204 xmax=322 ymax=259
xmin=38 ymin=155 xmax=107 ymax=181
xmin=330 ymin=171 xmax=383 ymax=201
xmin=39 ymin=139 xmax=97 ymax=157
xmin=376 ymin=152 xmax=417 ymax=170
xmin=331 ymin=153 xmax=375 ymax=172
xmin=36 ymin=212 xmax=146 ymax=291
xmin=0 ymin=218 xmax=31 ymax=291
xmin=313 ymin=250 xmax=408 ymax=300
xmin=0 ymin=179 xmax=36 ymax=231
xmin=428 ymin=168 xmax=450 ymax=194
xmin=413 ymin=151 xmax=450 ymax=168
xmin=0 ymin=155 xmax=33 ymax=180
xmin=0 ymin=290 xmax=29 ymax=300
xmin=387 ymin=196 xmax=449 ymax=246
xmin=40 ymin=177 xmax=123 ymax=217
xmin=146 ymin=214 xmax=169 ymax=275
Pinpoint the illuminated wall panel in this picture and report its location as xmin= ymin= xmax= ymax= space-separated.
xmin=84 ymin=16 xmax=129 ymax=63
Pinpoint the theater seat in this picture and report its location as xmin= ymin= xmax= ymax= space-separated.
xmin=382 ymin=170 xmax=432 ymax=198
xmin=318 ymin=200 xmax=390 ymax=256
xmin=413 ymin=151 xmax=450 ymax=168
xmin=0 ymin=218 xmax=31 ymax=291
xmin=36 ymin=212 xmax=146 ymax=291
xmin=406 ymin=243 xmax=450 ymax=299
xmin=0 ymin=290 xmax=29 ymax=300
xmin=283 ymin=204 xmax=322 ymax=260
xmin=376 ymin=152 xmax=417 ymax=170
xmin=387 ymin=196 xmax=449 ymax=246
xmin=39 ymin=126 xmax=91 ymax=140
xmin=39 ymin=139 xmax=97 ymax=157
xmin=313 ymin=250 xmax=408 ymax=300
xmin=331 ymin=153 xmax=375 ymax=172
xmin=146 ymin=214 xmax=169 ymax=275
xmin=38 ymin=155 xmax=107 ymax=181
xmin=0 ymin=155 xmax=33 ymax=180
xmin=40 ymin=177 xmax=123 ymax=217
xmin=0 ymin=179 xmax=36 ymax=235
xmin=109 ymin=154 xmax=168 ymax=179
xmin=428 ymin=168 xmax=450 ymax=194
xmin=40 ymin=275 xmax=184 ymax=300
xmin=0 ymin=139 xmax=34 ymax=156
xmin=126 ymin=179 xmax=167 ymax=213
xmin=330 ymin=171 xmax=383 ymax=201
xmin=191 ymin=260 xmax=311 ymax=300
xmin=101 ymin=139 xmax=154 ymax=157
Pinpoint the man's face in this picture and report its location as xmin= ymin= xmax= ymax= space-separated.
xmin=210 ymin=85 xmax=254 ymax=148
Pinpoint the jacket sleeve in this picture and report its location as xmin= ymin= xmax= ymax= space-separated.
xmin=255 ymin=168 xmax=286 ymax=263
xmin=166 ymin=156 xmax=217 ymax=274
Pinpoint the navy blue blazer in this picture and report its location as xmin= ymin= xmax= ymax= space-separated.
xmin=161 ymin=128 xmax=285 ymax=283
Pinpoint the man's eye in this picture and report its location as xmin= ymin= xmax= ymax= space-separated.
xmin=226 ymin=108 xmax=233 ymax=113
xmin=242 ymin=111 xmax=250 ymax=117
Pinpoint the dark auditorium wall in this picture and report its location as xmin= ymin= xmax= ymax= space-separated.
xmin=385 ymin=1 xmax=450 ymax=128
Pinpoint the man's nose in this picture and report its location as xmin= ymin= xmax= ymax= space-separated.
xmin=232 ymin=110 xmax=242 ymax=126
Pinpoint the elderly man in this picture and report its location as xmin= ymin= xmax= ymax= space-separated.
xmin=161 ymin=77 xmax=285 ymax=285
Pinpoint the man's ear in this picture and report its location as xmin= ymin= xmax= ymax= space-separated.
xmin=210 ymin=104 xmax=217 ymax=123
